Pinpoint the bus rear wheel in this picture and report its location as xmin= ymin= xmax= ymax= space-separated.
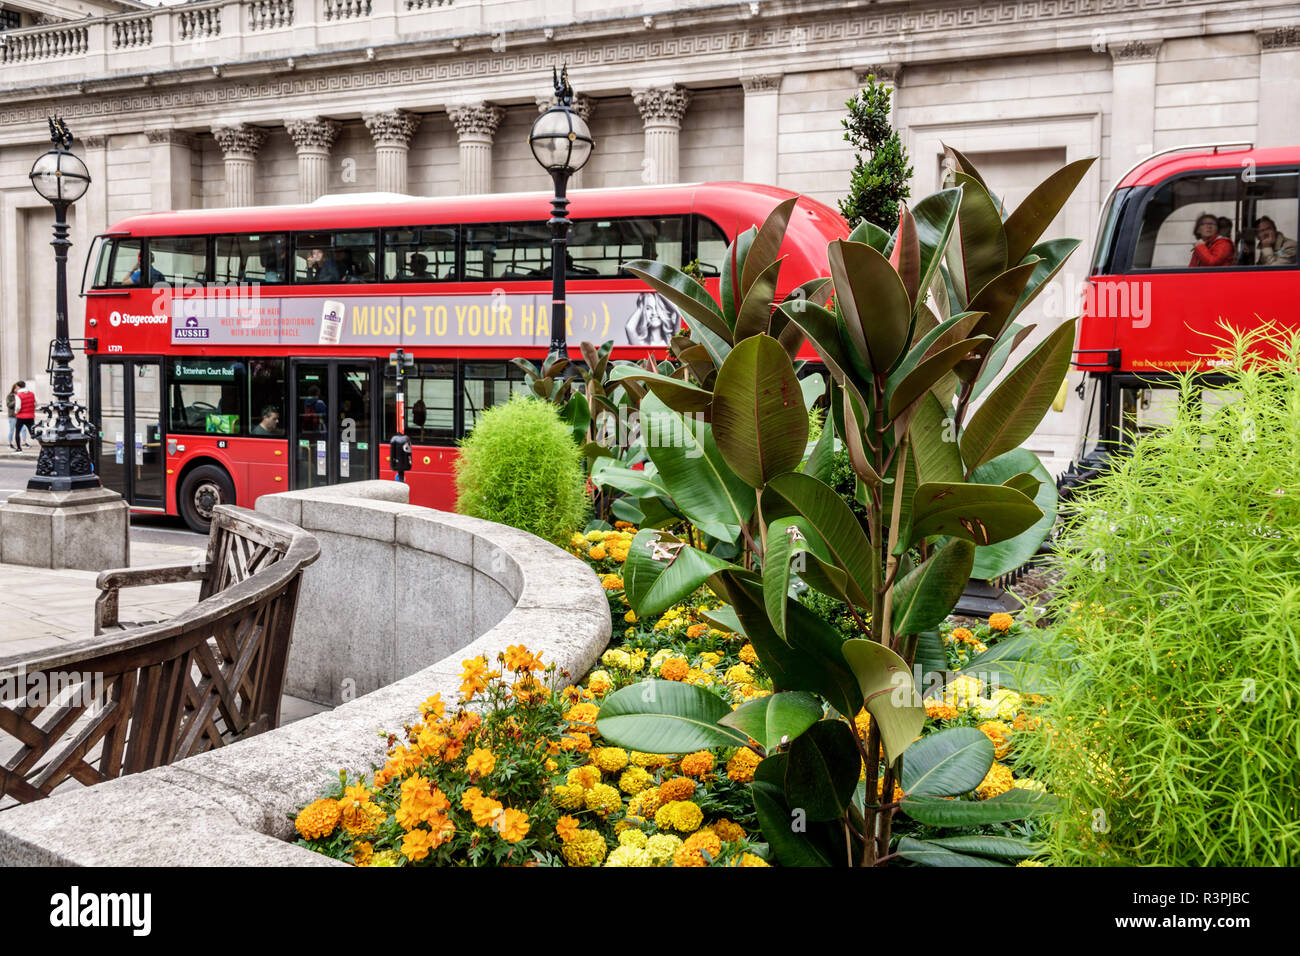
xmin=178 ymin=464 xmax=234 ymax=534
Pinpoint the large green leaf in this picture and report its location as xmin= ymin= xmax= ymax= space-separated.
xmin=890 ymin=204 xmax=921 ymax=309
xmin=763 ymin=515 xmax=851 ymax=639
xmin=590 ymin=459 xmax=670 ymax=500
xmin=828 ymin=239 xmax=912 ymax=375
xmin=639 ymin=392 xmax=754 ymax=542
xmin=608 ymin=365 xmax=714 ymax=414
xmin=908 ymin=188 xmax=962 ymax=319
xmin=596 ymin=680 xmax=750 ymax=753
xmin=715 ymin=570 xmax=864 ymax=719
xmin=970 ymin=449 xmax=1058 ymax=579
xmin=959 ymin=318 xmax=1076 ymax=473
xmin=968 ymin=260 xmax=1040 ymax=343
xmin=900 ymin=789 xmax=1059 ymax=826
xmin=847 ymin=219 xmax=891 ymax=252
xmin=885 ymin=392 xmax=962 ymax=534
xmin=733 ymin=258 xmax=784 ymax=341
xmin=785 ymin=720 xmax=862 ymax=822
xmin=896 ymin=836 xmax=1010 ymax=867
xmin=888 ymin=335 xmax=990 ymax=420
xmin=752 ymin=756 xmax=842 ymax=867
xmin=842 ymin=388 xmax=882 ymax=487
xmin=970 ymin=323 xmax=1036 ymax=402
xmin=908 ymin=481 xmax=1042 ymax=549
xmin=1002 ymin=157 xmax=1096 ymax=266
xmin=720 ymin=227 xmax=755 ymax=328
xmin=891 ymin=537 xmax=976 ymax=635
xmin=623 ymin=260 xmax=731 ymax=344
xmin=763 ymin=471 xmax=874 ymax=605
xmin=803 ymin=408 xmax=836 ymax=483
xmin=711 ymin=335 xmax=809 ymax=489
xmin=624 ymin=528 xmax=738 ymax=617
xmin=899 ymin=726 xmax=994 ymax=796
xmin=925 ymin=834 xmax=1040 ymax=860
xmin=840 ymin=639 xmax=926 ymax=762
xmin=1009 ymin=237 xmax=1081 ymax=325
xmin=697 ymin=603 xmax=743 ymax=636
xmin=742 ymin=196 xmax=798 ymax=300
xmin=945 ymin=176 xmax=1008 ymax=309
xmin=781 ymin=301 xmax=871 ymax=402
xmin=718 ymin=692 xmax=823 ymax=751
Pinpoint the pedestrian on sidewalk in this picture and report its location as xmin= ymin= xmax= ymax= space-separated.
xmin=14 ymin=381 xmax=38 ymax=450
xmin=6 ymin=383 xmax=19 ymax=450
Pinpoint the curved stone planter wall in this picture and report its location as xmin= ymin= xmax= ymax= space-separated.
xmin=0 ymin=482 xmax=610 ymax=866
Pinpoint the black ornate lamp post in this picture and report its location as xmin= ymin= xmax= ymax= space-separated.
xmin=27 ymin=116 xmax=98 ymax=492
xmin=528 ymin=66 xmax=594 ymax=365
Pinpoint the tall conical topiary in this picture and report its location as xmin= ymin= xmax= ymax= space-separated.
xmin=839 ymin=76 xmax=913 ymax=234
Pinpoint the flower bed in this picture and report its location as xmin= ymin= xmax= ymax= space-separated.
xmin=291 ymin=523 xmax=1053 ymax=867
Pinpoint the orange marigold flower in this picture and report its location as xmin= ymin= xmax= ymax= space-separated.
xmin=726 ymin=748 xmax=761 ymax=783
xmin=679 ymin=751 xmax=715 ymax=778
xmin=978 ymin=720 xmax=1014 ymax=760
xmin=402 ymin=827 xmax=436 ymax=862
xmin=657 ymin=776 xmax=697 ymax=803
xmin=351 ymin=841 xmax=374 ymax=866
xmin=295 ymin=798 xmax=341 ymax=840
xmin=461 ymin=786 xmax=483 ymax=810
xmin=496 ymin=808 xmax=530 ymax=843
xmin=555 ymin=815 xmax=581 ymax=843
xmin=504 ymin=644 xmax=541 ymax=673
xmin=469 ymin=794 xmax=504 ymax=829
xmin=925 ymin=699 xmax=959 ymax=720
xmin=560 ymin=730 xmax=593 ymax=752
xmin=738 ymin=643 xmax=759 ymax=665
xmin=590 ymin=545 xmax=608 ymax=561
xmin=659 ymin=657 xmax=689 ymax=681
xmin=711 ymin=818 xmax=747 ymax=842
xmin=686 ymin=623 xmax=708 ymax=639
xmin=673 ymin=829 xmax=722 ymax=867
xmin=988 ymin=612 xmax=1014 ymax=632
xmin=466 ymin=747 xmax=496 ymax=777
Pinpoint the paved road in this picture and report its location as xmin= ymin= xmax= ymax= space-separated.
xmin=0 ymin=457 xmax=205 ymax=546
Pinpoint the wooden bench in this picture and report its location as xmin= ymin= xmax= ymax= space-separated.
xmin=0 ymin=505 xmax=319 ymax=807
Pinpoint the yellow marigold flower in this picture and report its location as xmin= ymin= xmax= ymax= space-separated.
xmin=586 ymin=530 xmax=607 ymax=542
xmin=623 ymin=608 xmax=637 ymax=624
xmin=570 ymin=532 xmax=587 ymax=549
xmin=711 ymin=818 xmax=747 ymax=842
xmin=724 ymin=663 xmax=754 ymax=684
xmin=684 ymin=668 xmax=714 ymax=686
xmin=419 ymin=693 xmax=446 ymax=719
xmin=654 ymin=800 xmax=703 ymax=833
xmin=943 ymin=675 xmax=983 ymax=709
xmin=659 ymin=657 xmax=689 ymax=681
xmin=976 ymin=762 xmax=1015 ymax=799
xmin=679 ymin=751 xmax=715 ymax=778
xmin=618 ymin=828 xmax=649 ymax=849
xmin=340 ymin=787 xmax=385 ymax=837
xmin=978 ymin=720 xmax=1014 ymax=760
xmin=925 ymin=699 xmax=958 ymax=720
xmin=552 ymin=783 xmax=585 ymax=811
xmin=658 ymin=776 xmax=697 ymax=803
xmin=627 ymin=786 xmax=660 ymax=819
xmin=370 ymin=850 xmax=402 ymax=867
xmin=646 ymin=833 xmax=683 ymax=864
xmin=618 ymin=766 xmax=654 ymax=795
xmin=351 ymin=842 xmax=374 ymax=867
xmin=504 ymin=644 xmax=541 ymax=673
xmin=589 ymin=545 xmax=608 ymax=561
xmin=738 ymin=643 xmax=759 ymax=665
xmin=586 ymin=671 xmax=614 ymax=697
xmin=601 ymin=574 xmax=624 ymax=590
xmin=295 ymin=798 xmax=341 ymax=840
xmin=630 ymin=750 xmax=670 ymax=769
xmin=560 ymin=829 xmax=608 ymax=866
xmin=854 ymin=710 xmax=872 ymax=739
xmin=511 ymin=675 xmax=549 ymax=704
xmin=584 ymin=782 xmax=623 ymax=817
xmin=686 ymin=623 xmax=709 ymax=639
xmin=988 ymin=612 xmax=1014 ymax=632
xmin=466 ymin=747 xmax=496 ymax=777
xmin=604 ymin=845 xmax=652 ymax=867
xmin=401 ymin=827 xmax=436 ymax=862
xmin=567 ymin=765 xmax=602 ymax=790
xmin=734 ymin=852 xmax=770 ymax=867
xmin=991 ymin=688 xmax=1024 ymax=721
xmin=674 ymin=829 xmax=722 ymax=867
xmin=1012 ymin=777 xmax=1047 ymax=793
xmin=650 ymin=648 xmax=673 ymax=669
xmin=469 ymin=794 xmax=504 ymax=828
xmin=1017 ymin=859 xmax=1047 ymax=867
xmin=560 ymin=730 xmax=593 ymax=752
xmin=461 ymin=786 xmax=483 ymax=809
xmin=496 ymin=808 xmax=530 ymax=843
xmin=556 ymin=815 xmax=581 ymax=843
xmin=726 ymin=748 xmax=761 ymax=784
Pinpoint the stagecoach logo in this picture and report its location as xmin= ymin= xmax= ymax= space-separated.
xmin=174 ymin=316 xmax=210 ymax=340
xmin=109 ymin=310 xmax=168 ymax=328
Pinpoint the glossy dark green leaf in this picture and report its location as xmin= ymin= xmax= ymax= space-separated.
xmin=711 ymin=335 xmax=809 ymax=489
xmin=718 ymin=692 xmax=823 ymax=751
xmin=899 ymin=726 xmax=994 ymax=796
xmin=890 ymin=204 xmax=921 ymax=309
xmin=590 ymin=459 xmax=670 ymax=500
xmin=763 ymin=515 xmax=852 ymax=639
xmin=888 ymin=335 xmax=990 ymax=420
xmin=847 ymin=219 xmax=890 ymax=252
xmin=892 ymin=537 xmax=975 ymax=635
xmin=970 ymin=323 xmax=1036 ymax=401
xmin=1010 ymin=237 xmax=1081 ymax=324
xmin=763 ymin=471 xmax=874 ymax=604
xmin=925 ymin=834 xmax=1040 ymax=859
xmin=896 ymin=836 xmax=1010 ymax=867
xmin=624 ymin=528 xmax=738 ymax=618
xmin=721 ymin=227 xmax=755 ymax=328
xmin=595 ymin=680 xmax=751 ymax=753
xmin=733 ymin=257 xmax=784 ymax=341
xmin=608 ymin=365 xmax=714 ymax=414
xmin=900 ymin=789 xmax=1059 ymax=826
xmin=840 ymin=639 xmax=926 ymax=762
xmin=828 ymin=239 xmax=912 ymax=375
xmin=1002 ymin=157 xmax=1096 ymax=265
xmin=909 ymin=188 xmax=963 ymax=319
xmin=908 ymin=481 xmax=1042 ymax=549
xmin=785 ymin=720 xmax=862 ymax=822
xmin=945 ymin=175 xmax=1008 ymax=309
xmin=742 ymin=196 xmax=798 ymax=299
xmin=752 ymin=777 xmax=840 ymax=867
xmin=968 ymin=260 xmax=1040 ymax=343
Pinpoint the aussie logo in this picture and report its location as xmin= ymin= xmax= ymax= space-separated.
xmin=173 ymin=315 xmax=210 ymax=340
xmin=109 ymin=310 xmax=168 ymax=328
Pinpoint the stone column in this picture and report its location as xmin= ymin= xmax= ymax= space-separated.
xmin=285 ymin=117 xmax=341 ymax=203
xmin=741 ymin=75 xmax=781 ymax=185
xmin=363 ymin=110 xmax=422 ymax=195
xmin=1256 ymin=26 xmax=1300 ymax=148
xmin=446 ymin=103 xmax=504 ymax=196
xmin=535 ymin=93 xmax=596 ymax=188
xmin=145 ymin=129 xmax=198 ymax=212
xmin=1107 ymin=40 xmax=1162 ymax=186
xmin=632 ymin=85 xmax=691 ymax=185
xmin=80 ymin=135 xmax=110 ymax=235
xmin=211 ymin=123 xmax=268 ymax=208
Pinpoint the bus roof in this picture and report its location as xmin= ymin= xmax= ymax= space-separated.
xmin=105 ymin=181 xmax=846 ymax=241
xmin=1118 ymin=145 xmax=1299 ymax=189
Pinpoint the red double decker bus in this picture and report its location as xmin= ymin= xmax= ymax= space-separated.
xmin=81 ymin=183 xmax=847 ymax=531
xmin=1075 ymin=144 xmax=1299 ymax=455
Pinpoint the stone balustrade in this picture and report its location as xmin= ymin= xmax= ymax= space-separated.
xmin=0 ymin=481 xmax=610 ymax=866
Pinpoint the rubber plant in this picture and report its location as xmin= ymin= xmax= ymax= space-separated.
xmin=593 ymin=151 xmax=1095 ymax=865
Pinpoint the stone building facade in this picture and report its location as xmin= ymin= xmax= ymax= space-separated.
xmin=1 ymin=0 xmax=1297 ymax=468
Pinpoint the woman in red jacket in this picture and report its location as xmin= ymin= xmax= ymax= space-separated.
xmin=14 ymin=382 xmax=37 ymax=449
xmin=1189 ymin=212 xmax=1236 ymax=267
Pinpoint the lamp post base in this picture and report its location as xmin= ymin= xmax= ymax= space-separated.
xmin=27 ymin=436 xmax=100 ymax=493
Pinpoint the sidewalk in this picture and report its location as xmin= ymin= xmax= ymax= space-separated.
xmin=0 ymin=538 xmax=327 ymax=724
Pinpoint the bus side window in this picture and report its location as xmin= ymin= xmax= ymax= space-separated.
xmin=382 ymin=227 xmax=457 ymax=281
xmin=92 ymin=238 xmax=116 ymax=289
xmin=248 ymin=358 xmax=287 ymax=437
xmin=568 ymin=217 xmax=685 ymax=277
xmin=215 ymin=234 xmax=288 ymax=284
xmin=465 ymin=223 xmax=550 ymax=281
xmin=459 ymin=361 xmax=526 ymax=435
xmin=150 ymin=236 xmax=209 ymax=287
xmin=167 ymin=358 xmax=247 ymax=435
xmin=104 ymin=238 xmax=144 ymax=288
xmin=385 ymin=361 xmax=455 ymax=444
xmin=693 ymin=216 xmax=728 ymax=277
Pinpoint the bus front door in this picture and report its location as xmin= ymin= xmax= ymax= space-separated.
xmin=93 ymin=358 xmax=165 ymax=511
xmin=291 ymin=360 xmax=378 ymax=489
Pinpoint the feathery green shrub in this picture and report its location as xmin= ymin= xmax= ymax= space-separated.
xmin=1025 ymin=326 xmax=1300 ymax=866
xmin=454 ymin=393 xmax=588 ymax=545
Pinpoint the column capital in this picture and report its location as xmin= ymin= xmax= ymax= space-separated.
xmin=740 ymin=74 xmax=782 ymax=94
xmin=535 ymin=92 xmax=595 ymax=123
xmin=1108 ymin=39 xmax=1162 ymax=63
xmin=363 ymin=109 xmax=422 ymax=149
xmin=1257 ymin=25 xmax=1300 ymax=51
xmin=211 ymin=124 xmax=268 ymax=160
xmin=285 ymin=117 xmax=342 ymax=153
xmin=145 ymin=129 xmax=199 ymax=149
xmin=852 ymin=63 xmax=902 ymax=88
xmin=632 ymin=85 xmax=692 ymax=126
xmin=446 ymin=102 xmax=505 ymax=141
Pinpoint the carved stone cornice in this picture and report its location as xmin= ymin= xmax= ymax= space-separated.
xmin=632 ymin=85 xmax=691 ymax=125
xmin=81 ymin=135 xmax=109 ymax=149
xmin=1257 ymin=25 xmax=1300 ymax=51
xmin=1109 ymin=38 xmax=1162 ymax=62
xmin=145 ymin=128 xmax=198 ymax=148
xmin=363 ymin=109 xmax=421 ymax=148
xmin=446 ymin=102 xmax=504 ymax=140
xmin=211 ymin=123 xmax=268 ymax=159
xmin=853 ymin=63 xmax=902 ymax=87
xmin=740 ymin=74 xmax=781 ymax=94
xmin=535 ymin=92 xmax=595 ymax=122
xmin=285 ymin=116 xmax=341 ymax=152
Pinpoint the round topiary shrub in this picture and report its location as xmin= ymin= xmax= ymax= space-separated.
xmin=1024 ymin=328 xmax=1300 ymax=866
xmin=454 ymin=392 xmax=588 ymax=545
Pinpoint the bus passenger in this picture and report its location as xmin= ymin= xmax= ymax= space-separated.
xmin=1189 ymin=213 xmax=1235 ymax=267
xmin=1253 ymin=216 xmax=1298 ymax=266
xmin=127 ymin=252 xmax=164 ymax=286
xmin=408 ymin=253 xmax=431 ymax=278
xmin=251 ymin=406 xmax=283 ymax=436
xmin=305 ymin=247 xmax=340 ymax=282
